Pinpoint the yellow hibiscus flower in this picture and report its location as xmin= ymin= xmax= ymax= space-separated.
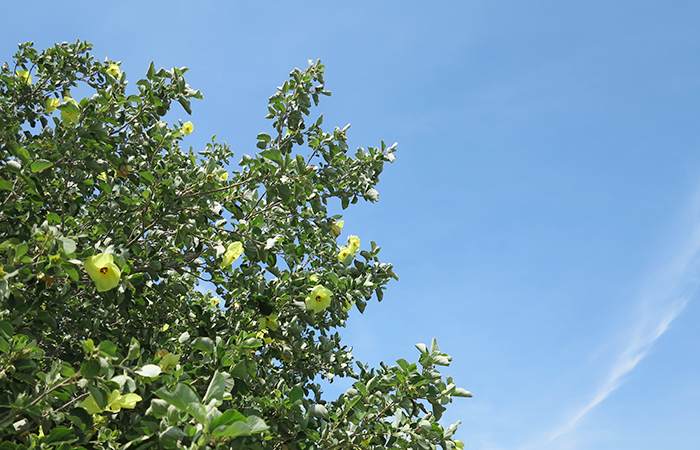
xmin=259 ymin=312 xmax=279 ymax=331
xmin=84 ymin=253 xmax=121 ymax=292
xmin=16 ymin=69 xmax=31 ymax=85
xmin=220 ymin=241 xmax=243 ymax=269
xmin=106 ymin=63 xmax=121 ymax=78
xmin=79 ymin=389 xmax=142 ymax=414
xmin=338 ymin=246 xmax=352 ymax=262
xmin=348 ymin=235 xmax=360 ymax=254
xmin=182 ymin=121 xmax=194 ymax=135
xmin=60 ymin=97 xmax=80 ymax=125
xmin=45 ymin=97 xmax=60 ymax=114
xmin=305 ymin=285 xmax=332 ymax=314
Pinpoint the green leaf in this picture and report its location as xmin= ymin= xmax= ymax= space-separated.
xmin=139 ymin=171 xmax=154 ymax=184
xmin=211 ymin=421 xmax=251 ymax=438
xmin=430 ymin=400 xmax=446 ymax=421
xmin=0 ymin=179 xmax=12 ymax=190
xmin=452 ymin=388 xmax=473 ymax=398
xmin=98 ymin=340 xmax=117 ymax=359
xmin=415 ymin=343 xmax=428 ymax=354
xmin=231 ymin=361 xmax=247 ymax=379
xmin=353 ymin=381 xmax=368 ymax=397
xmin=246 ymin=415 xmax=269 ymax=433
xmin=64 ymin=265 xmax=79 ymax=281
xmin=15 ymin=242 xmax=28 ymax=260
xmin=147 ymin=61 xmax=156 ymax=79
xmin=60 ymin=238 xmax=76 ymax=254
xmin=328 ymin=272 xmax=340 ymax=286
xmin=178 ymin=98 xmax=192 ymax=115
xmin=308 ymin=404 xmax=329 ymax=419
xmin=396 ymin=359 xmax=410 ymax=371
xmin=87 ymin=384 xmax=108 ymax=409
xmin=260 ymin=148 xmax=282 ymax=164
xmin=430 ymin=338 xmax=440 ymax=354
xmin=37 ymin=310 xmax=57 ymax=330
xmin=433 ymin=355 xmax=452 ymax=366
xmin=159 ymin=426 xmax=185 ymax=450
xmin=88 ymin=123 xmax=108 ymax=137
xmin=193 ymin=337 xmax=215 ymax=355
xmin=0 ymin=321 xmax=13 ymax=339
xmin=125 ymin=338 xmax=140 ymax=361
xmin=209 ymin=409 xmax=245 ymax=431
xmin=289 ymin=386 xmax=303 ymax=403
xmin=14 ymin=146 xmax=31 ymax=165
xmin=155 ymin=383 xmax=205 ymax=422
xmin=81 ymin=360 xmax=101 ymax=379
xmin=43 ymin=426 xmax=74 ymax=443
xmin=146 ymin=398 xmax=170 ymax=418
xmin=204 ymin=370 xmax=226 ymax=405
xmin=296 ymin=154 xmax=306 ymax=174
xmin=185 ymin=402 xmax=208 ymax=424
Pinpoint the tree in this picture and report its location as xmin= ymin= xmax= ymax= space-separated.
xmin=0 ymin=41 xmax=471 ymax=449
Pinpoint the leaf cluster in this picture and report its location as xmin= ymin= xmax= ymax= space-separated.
xmin=0 ymin=41 xmax=470 ymax=450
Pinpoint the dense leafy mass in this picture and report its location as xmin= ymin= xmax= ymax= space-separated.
xmin=0 ymin=41 xmax=470 ymax=449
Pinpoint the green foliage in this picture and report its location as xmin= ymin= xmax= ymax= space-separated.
xmin=0 ymin=41 xmax=470 ymax=449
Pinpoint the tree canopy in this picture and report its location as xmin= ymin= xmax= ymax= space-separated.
xmin=0 ymin=41 xmax=470 ymax=450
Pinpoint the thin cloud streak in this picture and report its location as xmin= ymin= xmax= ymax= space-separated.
xmin=547 ymin=299 xmax=687 ymax=443
xmin=546 ymin=192 xmax=700 ymax=445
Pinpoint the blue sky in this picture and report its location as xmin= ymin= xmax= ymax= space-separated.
xmin=4 ymin=1 xmax=700 ymax=448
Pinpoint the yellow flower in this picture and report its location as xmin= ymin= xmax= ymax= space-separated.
xmin=106 ymin=63 xmax=121 ymax=78
xmin=79 ymin=389 xmax=142 ymax=414
xmin=220 ymin=241 xmax=243 ymax=269
xmin=97 ymin=172 xmax=108 ymax=181
xmin=182 ymin=121 xmax=194 ymax=135
xmin=108 ymin=391 xmax=142 ymax=412
xmin=338 ymin=246 xmax=352 ymax=262
xmin=305 ymin=285 xmax=332 ymax=314
xmin=45 ymin=97 xmax=60 ymax=114
xmin=60 ymin=97 xmax=80 ymax=125
xmin=259 ymin=312 xmax=279 ymax=331
xmin=84 ymin=253 xmax=121 ymax=292
xmin=348 ymin=235 xmax=360 ymax=254
xmin=160 ymin=324 xmax=170 ymax=332
xmin=309 ymin=274 xmax=319 ymax=282
xmin=256 ymin=330 xmax=273 ymax=345
xmin=330 ymin=220 xmax=344 ymax=238
xmin=220 ymin=171 xmax=229 ymax=181
xmin=209 ymin=296 xmax=222 ymax=309
xmin=16 ymin=69 xmax=31 ymax=85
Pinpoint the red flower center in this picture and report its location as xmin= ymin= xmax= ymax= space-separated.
xmin=100 ymin=267 xmax=109 ymax=274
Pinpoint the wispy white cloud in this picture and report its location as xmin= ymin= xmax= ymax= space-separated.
xmin=544 ymin=189 xmax=700 ymax=446
xmin=546 ymin=298 xmax=687 ymax=443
